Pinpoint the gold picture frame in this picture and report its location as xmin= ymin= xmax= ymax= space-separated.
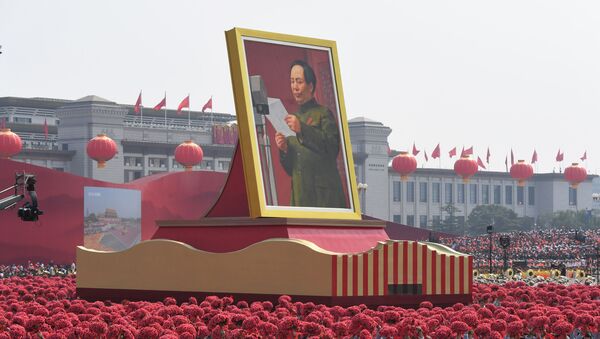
xmin=226 ymin=27 xmax=361 ymax=220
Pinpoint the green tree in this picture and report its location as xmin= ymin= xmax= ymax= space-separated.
xmin=536 ymin=213 xmax=554 ymax=229
xmin=438 ymin=203 xmax=462 ymax=235
xmin=466 ymin=205 xmax=525 ymax=235
xmin=85 ymin=213 xmax=98 ymax=223
xmin=551 ymin=209 xmax=599 ymax=229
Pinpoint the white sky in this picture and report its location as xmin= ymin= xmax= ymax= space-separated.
xmin=1 ymin=1 xmax=599 ymax=174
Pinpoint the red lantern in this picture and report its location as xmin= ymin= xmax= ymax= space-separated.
xmin=86 ymin=133 xmax=117 ymax=168
xmin=564 ymin=163 xmax=587 ymax=188
xmin=454 ymin=156 xmax=478 ymax=182
xmin=175 ymin=140 xmax=203 ymax=171
xmin=510 ymin=160 xmax=534 ymax=186
xmin=0 ymin=128 xmax=22 ymax=158
xmin=391 ymin=151 xmax=417 ymax=181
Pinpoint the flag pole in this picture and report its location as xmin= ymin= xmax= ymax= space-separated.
xmin=189 ymin=94 xmax=193 ymax=140
xmin=140 ymin=90 xmax=143 ymax=128
xmin=164 ymin=91 xmax=167 ymax=130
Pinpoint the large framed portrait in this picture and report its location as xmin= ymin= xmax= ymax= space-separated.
xmin=226 ymin=28 xmax=361 ymax=220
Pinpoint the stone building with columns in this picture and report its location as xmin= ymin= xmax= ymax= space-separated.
xmin=1 ymin=95 xmax=236 ymax=183
xmin=1 ymin=95 xmax=596 ymax=230
xmin=347 ymin=117 xmax=597 ymax=230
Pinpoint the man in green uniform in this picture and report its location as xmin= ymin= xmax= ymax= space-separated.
xmin=274 ymin=60 xmax=346 ymax=208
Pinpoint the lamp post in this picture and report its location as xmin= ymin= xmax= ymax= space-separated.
xmin=357 ymin=183 xmax=368 ymax=214
xmin=595 ymin=245 xmax=600 ymax=285
xmin=487 ymin=224 xmax=494 ymax=274
xmin=499 ymin=235 xmax=511 ymax=272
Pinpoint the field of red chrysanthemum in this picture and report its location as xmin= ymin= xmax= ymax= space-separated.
xmin=0 ymin=276 xmax=599 ymax=338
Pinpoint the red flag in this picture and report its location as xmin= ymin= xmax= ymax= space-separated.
xmin=510 ymin=149 xmax=514 ymax=166
xmin=556 ymin=149 xmax=564 ymax=162
xmin=532 ymin=149 xmax=538 ymax=164
xmin=431 ymin=143 xmax=440 ymax=159
xmin=412 ymin=142 xmax=420 ymax=156
xmin=477 ymin=156 xmax=486 ymax=169
xmin=449 ymin=147 xmax=457 ymax=158
xmin=486 ymin=147 xmax=491 ymax=164
xmin=464 ymin=146 xmax=473 ymax=156
xmin=43 ymin=119 xmax=48 ymax=139
xmin=202 ymin=97 xmax=213 ymax=112
xmin=177 ymin=95 xmax=190 ymax=113
xmin=424 ymin=150 xmax=429 ymax=162
xmin=580 ymin=151 xmax=587 ymax=161
xmin=153 ymin=96 xmax=166 ymax=111
xmin=134 ymin=91 xmax=142 ymax=114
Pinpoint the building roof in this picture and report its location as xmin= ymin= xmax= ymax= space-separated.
xmin=386 ymin=166 xmax=598 ymax=182
xmin=71 ymin=95 xmax=115 ymax=104
xmin=348 ymin=116 xmax=384 ymax=126
xmin=0 ymin=97 xmax=72 ymax=109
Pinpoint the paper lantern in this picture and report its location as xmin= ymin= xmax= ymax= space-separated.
xmin=86 ymin=133 xmax=117 ymax=168
xmin=564 ymin=163 xmax=587 ymax=188
xmin=0 ymin=128 xmax=22 ymax=158
xmin=175 ymin=140 xmax=203 ymax=171
xmin=391 ymin=151 xmax=417 ymax=181
xmin=454 ymin=156 xmax=478 ymax=182
xmin=510 ymin=160 xmax=534 ymax=186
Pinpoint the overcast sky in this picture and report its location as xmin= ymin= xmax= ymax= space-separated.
xmin=1 ymin=1 xmax=599 ymax=175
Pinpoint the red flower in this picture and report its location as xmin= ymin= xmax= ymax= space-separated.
xmin=419 ymin=301 xmax=433 ymax=310
xmin=382 ymin=310 xmax=400 ymax=325
xmin=379 ymin=325 xmax=398 ymax=338
xmin=261 ymin=301 xmax=273 ymax=312
xmin=196 ymin=325 xmax=210 ymax=337
xmin=450 ymin=321 xmax=469 ymax=336
xmin=175 ymin=323 xmax=196 ymax=337
xmin=258 ymin=321 xmax=278 ymax=336
xmin=278 ymin=316 xmax=299 ymax=334
xmin=358 ymin=328 xmax=372 ymax=339
xmin=302 ymin=321 xmax=323 ymax=336
xmin=431 ymin=325 xmax=453 ymax=339
xmin=331 ymin=321 xmax=349 ymax=337
xmin=8 ymin=324 xmax=26 ymax=337
xmin=506 ymin=321 xmax=523 ymax=337
xmin=138 ymin=326 xmax=159 ymax=339
xmin=107 ymin=324 xmax=134 ymax=339
xmin=474 ymin=322 xmax=492 ymax=338
xmin=461 ymin=311 xmax=478 ymax=327
xmin=89 ymin=321 xmax=108 ymax=335
xmin=552 ymin=320 xmax=574 ymax=339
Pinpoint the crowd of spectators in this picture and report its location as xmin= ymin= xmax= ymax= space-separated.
xmin=440 ymin=228 xmax=600 ymax=272
xmin=0 ymin=261 xmax=75 ymax=279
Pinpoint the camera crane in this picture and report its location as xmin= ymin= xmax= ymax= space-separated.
xmin=0 ymin=173 xmax=43 ymax=221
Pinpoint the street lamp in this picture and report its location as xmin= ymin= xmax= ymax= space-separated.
xmin=595 ymin=245 xmax=600 ymax=284
xmin=357 ymin=183 xmax=368 ymax=214
xmin=499 ymin=235 xmax=511 ymax=271
xmin=486 ymin=225 xmax=494 ymax=274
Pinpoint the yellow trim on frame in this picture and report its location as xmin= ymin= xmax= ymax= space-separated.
xmin=225 ymin=27 xmax=361 ymax=220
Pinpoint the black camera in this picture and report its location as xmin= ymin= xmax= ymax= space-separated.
xmin=18 ymin=203 xmax=43 ymax=222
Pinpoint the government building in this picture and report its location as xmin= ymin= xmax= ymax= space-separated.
xmin=1 ymin=95 xmax=596 ymax=230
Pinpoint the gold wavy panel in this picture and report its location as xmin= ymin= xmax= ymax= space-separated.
xmin=77 ymin=238 xmax=335 ymax=296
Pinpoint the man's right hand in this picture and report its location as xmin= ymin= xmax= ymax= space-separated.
xmin=275 ymin=132 xmax=288 ymax=153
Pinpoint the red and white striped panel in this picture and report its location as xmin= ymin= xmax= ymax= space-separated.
xmin=331 ymin=240 xmax=472 ymax=297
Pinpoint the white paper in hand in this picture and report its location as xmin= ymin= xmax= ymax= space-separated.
xmin=265 ymin=98 xmax=295 ymax=137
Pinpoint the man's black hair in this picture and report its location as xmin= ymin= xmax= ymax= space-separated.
xmin=290 ymin=60 xmax=317 ymax=94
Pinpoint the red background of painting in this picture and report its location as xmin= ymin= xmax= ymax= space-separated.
xmin=243 ymin=40 xmax=350 ymax=208
xmin=0 ymin=159 xmax=226 ymax=265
